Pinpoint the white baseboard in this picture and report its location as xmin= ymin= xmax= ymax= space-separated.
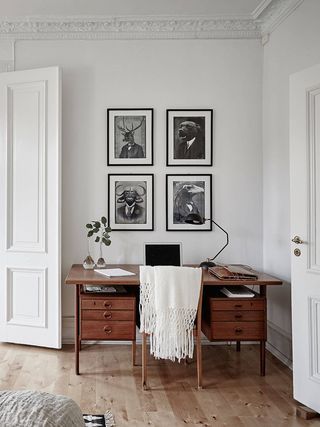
xmin=62 ymin=316 xmax=75 ymax=344
xmin=267 ymin=320 xmax=292 ymax=369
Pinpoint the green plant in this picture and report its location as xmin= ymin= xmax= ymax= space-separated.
xmin=86 ymin=216 xmax=112 ymax=246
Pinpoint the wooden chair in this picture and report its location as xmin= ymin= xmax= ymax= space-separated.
xmin=141 ymin=273 xmax=203 ymax=390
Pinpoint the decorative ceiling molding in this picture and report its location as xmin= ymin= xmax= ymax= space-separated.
xmin=251 ymin=0 xmax=274 ymax=19
xmin=0 ymin=0 xmax=305 ymax=41
xmin=257 ymin=0 xmax=305 ymax=35
xmin=0 ymin=41 xmax=14 ymax=72
xmin=0 ymin=15 xmax=261 ymax=40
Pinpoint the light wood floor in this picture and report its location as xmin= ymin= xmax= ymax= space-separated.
xmin=0 ymin=343 xmax=318 ymax=426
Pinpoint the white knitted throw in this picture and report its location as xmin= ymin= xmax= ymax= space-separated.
xmin=139 ymin=266 xmax=202 ymax=362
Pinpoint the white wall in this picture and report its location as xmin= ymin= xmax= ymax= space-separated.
xmin=263 ymin=0 xmax=320 ymax=363
xmin=15 ymin=39 xmax=263 ymax=329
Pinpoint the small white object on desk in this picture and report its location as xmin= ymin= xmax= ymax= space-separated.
xmin=221 ymin=286 xmax=254 ymax=298
xmin=94 ymin=268 xmax=136 ymax=277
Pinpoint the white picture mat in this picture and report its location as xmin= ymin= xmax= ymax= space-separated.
xmin=167 ymin=110 xmax=212 ymax=166
xmin=109 ymin=174 xmax=153 ymax=230
xmin=167 ymin=175 xmax=212 ymax=230
xmin=108 ymin=109 xmax=153 ymax=165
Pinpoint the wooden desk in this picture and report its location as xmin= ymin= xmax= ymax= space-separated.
xmin=65 ymin=264 xmax=282 ymax=376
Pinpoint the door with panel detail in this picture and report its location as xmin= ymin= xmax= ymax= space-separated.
xmin=290 ymin=64 xmax=320 ymax=412
xmin=0 ymin=67 xmax=61 ymax=348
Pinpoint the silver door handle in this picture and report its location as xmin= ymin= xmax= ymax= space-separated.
xmin=291 ymin=235 xmax=304 ymax=244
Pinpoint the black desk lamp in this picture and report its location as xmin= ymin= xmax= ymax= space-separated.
xmin=184 ymin=213 xmax=229 ymax=269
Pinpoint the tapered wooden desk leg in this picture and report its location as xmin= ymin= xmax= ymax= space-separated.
xmin=196 ymin=346 xmax=202 ymax=389
xmin=260 ymin=340 xmax=266 ymax=376
xmin=75 ymin=285 xmax=80 ymax=375
xmin=196 ymin=336 xmax=202 ymax=389
xmin=142 ymin=333 xmax=148 ymax=390
xmin=132 ymin=340 xmax=136 ymax=366
xmin=236 ymin=341 xmax=241 ymax=352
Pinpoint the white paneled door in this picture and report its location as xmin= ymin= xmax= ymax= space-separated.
xmin=0 ymin=67 xmax=61 ymax=348
xmin=290 ymin=64 xmax=320 ymax=412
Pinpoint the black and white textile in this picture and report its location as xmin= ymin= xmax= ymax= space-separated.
xmin=83 ymin=411 xmax=115 ymax=427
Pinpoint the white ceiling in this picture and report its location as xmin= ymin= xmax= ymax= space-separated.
xmin=0 ymin=0 xmax=263 ymax=17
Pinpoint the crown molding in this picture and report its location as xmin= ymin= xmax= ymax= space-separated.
xmin=0 ymin=0 xmax=305 ymax=41
xmin=251 ymin=0 xmax=274 ymax=19
xmin=257 ymin=0 xmax=305 ymax=35
xmin=0 ymin=41 xmax=14 ymax=72
xmin=0 ymin=60 xmax=14 ymax=72
xmin=0 ymin=15 xmax=261 ymax=40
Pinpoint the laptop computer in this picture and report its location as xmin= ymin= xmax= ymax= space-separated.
xmin=144 ymin=242 xmax=182 ymax=266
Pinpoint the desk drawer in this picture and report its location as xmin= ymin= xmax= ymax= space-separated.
xmin=81 ymin=298 xmax=135 ymax=311
xmin=81 ymin=320 xmax=135 ymax=340
xmin=211 ymin=321 xmax=265 ymax=340
xmin=82 ymin=310 xmax=134 ymax=321
xmin=211 ymin=299 xmax=265 ymax=311
xmin=212 ymin=310 xmax=264 ymax=322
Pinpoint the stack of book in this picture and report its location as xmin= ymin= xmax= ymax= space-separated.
xmin=209 ymin=265 xmax=258 ymax=281
xmin=83 ymin=285 xmax=127 ymax=294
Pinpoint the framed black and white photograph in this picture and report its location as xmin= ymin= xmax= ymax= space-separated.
xmin=108 ymin=174 xmax=154 ymax=231
xmin=166 ymin=109 xmax=213 ymax=166
xmin=166 ymin=174 xmax=212 ymax=231
xmin=107 ymin=108 xmax=153 ymax=166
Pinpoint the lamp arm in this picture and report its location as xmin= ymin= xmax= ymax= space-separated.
xmin=205 ymin=218 xmax=229 ymax=262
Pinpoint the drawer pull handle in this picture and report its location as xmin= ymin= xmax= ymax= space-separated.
xmin=235 ymin=314 xmax=243 ymax=319
xmin=104 ymin=312 xmax=112 ymax=319
xmin=234 ymin=304 xmax=242 ymax=308
xmin=235 ymin=328 xmax=243 ymax=333
xmin=104 ymin=326 xmax=112 ymax=334
xmin=104 ymin=302 xmax=112 ymax=308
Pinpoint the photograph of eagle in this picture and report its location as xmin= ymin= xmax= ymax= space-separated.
xmin=173 ymin=182 xmax=205 ymax=224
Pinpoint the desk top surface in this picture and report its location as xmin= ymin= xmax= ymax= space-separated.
xmin=65 ymin=264 xmax=282 ymax=286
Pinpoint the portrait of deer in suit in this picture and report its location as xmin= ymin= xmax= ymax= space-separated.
xmin=116 ymin=116 xmax=146 ymax=159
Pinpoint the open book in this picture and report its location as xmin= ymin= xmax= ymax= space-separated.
xmin=209 ymin=265 xmax=258 ymax=281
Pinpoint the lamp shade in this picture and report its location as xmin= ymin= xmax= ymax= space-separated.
xmin=184 ymin=213 xmax=205 ymax=225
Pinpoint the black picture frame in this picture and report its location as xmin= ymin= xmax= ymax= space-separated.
xmin=166 ymin=109 xmax=213 ymax=166
xmin=107 ymin=108 xmax=154 ymax=166
xmin=108 ymin=174 xmax=154 ymax=231
xmin=166 ymin=174 xmax=212 ymax=231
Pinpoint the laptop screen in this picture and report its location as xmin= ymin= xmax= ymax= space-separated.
xmin=144 ymin=243 xmax=182 ymax=266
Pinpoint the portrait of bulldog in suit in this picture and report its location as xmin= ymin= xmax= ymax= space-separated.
xmin=174 ymin=118 xmax=205 ymax=160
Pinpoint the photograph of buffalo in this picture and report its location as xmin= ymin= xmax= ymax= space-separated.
xmin=114 ymin=115 xmax=146 ymax=159
xmin=173 ymin=181 xmax=205 ymax=224
xmin=174 ymin=117 xmax=205 ymax=160
xmin=115 ymin=181 xmax=147 ymax=224
xmin=108 ymin=174 xmax=154 ymax=231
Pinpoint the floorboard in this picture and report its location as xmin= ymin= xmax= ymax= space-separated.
xmin=0 ymin=343 xmax=317 ymax=426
